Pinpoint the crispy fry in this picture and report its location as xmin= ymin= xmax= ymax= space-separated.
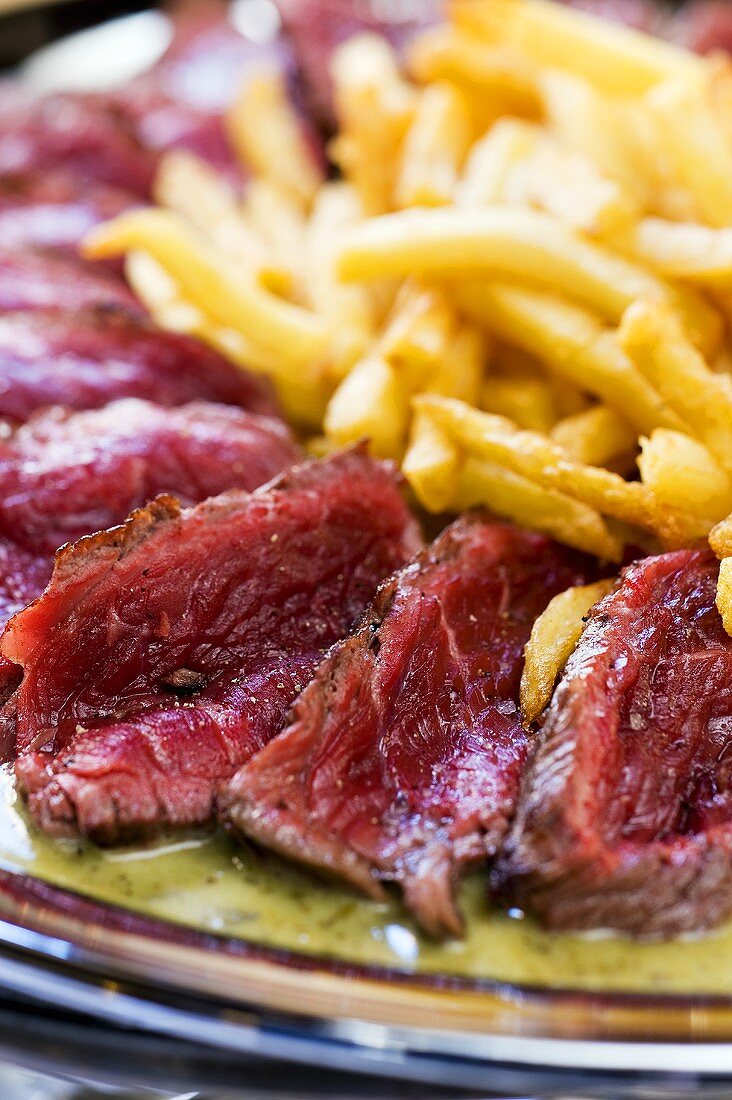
xmin=124 ymin=249 xmax=179 ymax=313
xmin=418 ymin=394 xmax=711 ymax=545
xmin=711 ymin=516 xmax=732 ymax=559
xmin=324 ymin=353 xmax=408 ymax=458
xmin=244 ymin=179 xmax=307 ymax=295
xmin=304 ymin=182 xmax=375 ymax=377
xmin=395 ymin=81 xmax=472 ymax=207
xmin=612 ymin=217 xmax=732 ymax=287
xmin=226 ymin=68 xmax=323 ymax=208
xmin=331 ymin=34 xmax=416 ymax=216
xmin=426 ymin=323 xmax=486 ymax=403
xmin=83 ymin=209 xmax=331 ymax=370
xmin=619 ymin=300 xmax=732 ymax=475
xmin=450 ymin=0 xmax=703 ymax=95
xmin=481 ymin=371 xmax=558 ymax=433
xmin=455 ymin=283 xmax=682 ymax=435
xmin=455 ymin=456 xmax=622 ymax=559
xmin=639 ymin=429 xmax=732 ymax=521
xmin=337 ymin=206 xmax=721 ymax=352
xmin=408 ymin=26 xmax=541 ymax=117
xmin=381 ymin=283 xmax=455 ymax=383
xmin=520 ymin=578 xmax=616 ymax=723
xmin=455 ymin=118 xmax=538 ymax=205
xmin=716 ymin=557 xmax=732 ymax=636
xmin=649 ymin=76 xmax=732 ymax=229
xmin=550 ymin=405 xmax=637 ymax=468
xmin=402 ymin=409 xmax=461 ymax=512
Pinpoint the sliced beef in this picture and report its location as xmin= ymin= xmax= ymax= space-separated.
xmin=0 ymin=398 xmax=300 ymax=555
xmin=10 ymin=450 xmax=421 ymax=843
xmin=492 ymin=548 xmax=732 ymax=939
xmin=0 ymin=87 xmax=155 ymax=196
xmin=0 ymin=249 xmax=140 ymax=315
xmin=0 ymin=307 xmax=277 ymax=422
xmin=672 ymin=1 xmax=732 ymax=54
xmin=0 ymin=172 xmax=138 ymax=257
xmin=220 ymin=517 xmax=593 ymax=937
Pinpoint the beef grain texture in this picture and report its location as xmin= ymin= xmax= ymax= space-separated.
xmin=0 ymin=307 xmax=277 ymax=422
xmin=11 ymin=449 xmax=421 ymax=844
xmin=493 ymin=548 xmax=732 ymax=939
xmin=0 ymin=248 xmax=142 ymax=315
xmin=220 ymin=516 xmax=594 ymax=938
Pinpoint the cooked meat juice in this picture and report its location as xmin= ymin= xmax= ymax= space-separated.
xmin=0 ymin=768 xmax=729 ymax=995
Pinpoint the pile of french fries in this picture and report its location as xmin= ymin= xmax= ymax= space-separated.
xmin=83 ymin=0 xmax=732 ymax=655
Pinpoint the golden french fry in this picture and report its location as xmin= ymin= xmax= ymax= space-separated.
xmin=331 ymin=34 xmax=416 ymax=216
xmin=639 ymin=429 xmax=732 ymax=521
xmin=226 ymin=68 xmax=323 ymax=208
xmin=455 ymin=282 xmax=682 ymax=435
xmin=418 ymin=394 xmax=711 ymax=545
xmin=611 ymin=217 xmax=732 ymax=286
xmin=481 ymin=371 xmax=558 ymax=433
xmin=244 ymin=178 xmax=307 ymax=295
xmin=450 ymin=0 xmax=703 ymax=96
xmin=711 ymin=516 xmax=732 ymax=559
xmin=426 ymin=323 xmax=486 ymax=403
xmin=304 ymin=182 xmax=375 ymax=378
xmin=125 ymin=249 xmax=179 ymax=313
xmin=520 ymin=578 xmax=616 ymax=723
xmin=154 ymin=151 xmax=291 ymax=295
xmin=716 ymin=557 xmax=732 ymax=636
xmin=324 ymin=353 xmax=408 ymax=458
xmin=407 ymin=26 xmax=541 ymax=117
xmin=83 ymin=209 xmax=331 ymax=369
xmin=402 ymin=409 xmax=461 ymax=513
xmin=619 ymin=300 xmax=732 ymax=475
xmin=455 ymin=117 xmax=539 ymax=205
xmin=550 ymin=405 xmax=637 ymax=468
xmin=649 ymin=77 xmax=732 ymax=229
xmin=395 ymin=81 xmax=472 ymax=207
xmin=337 ymin=206 xmax=720 ymax=353
xmin=455 ymin=456 xmax=622 ymax=559
xmin=381 ymin=284 xmax=456 ymax=384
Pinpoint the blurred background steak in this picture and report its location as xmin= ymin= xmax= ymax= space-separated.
xmin=11 ymin=449 xmax=421 ymax=843
xmin=493 ymin=548 xmax=732 ymax=938
xmin=221 ymin=517 xmax=594 ymax=937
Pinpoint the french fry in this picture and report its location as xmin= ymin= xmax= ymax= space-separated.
xmin=711 ymin=516 xmax=732 ymax=559
xmin=426 ymin=323 xmax=486 ymax=403
xmin=455 ymin=283 xmax=682 ymax=435
xmin=407 ymin=26 xmax=541 ymax=117
xmin=619 ymin=300 xmax=732 ymax=475
xmin=226 ymin=68 xmax=323 ymax=208
xmin=304 ymin=182 xmax=375 ymax=377
xmin=649 ymin=76 xmax=732 ymax=229
xmin=481 ymin=371 xmax=558 ymax=432
xmin=402 ymin=409 xmax=461 ymax=512
xmin=550 ymin=405 xmax=637 ymax=468
xmin=331 ymin=34 xmax=416 ymax=216
xmin=381 ymin=284 xmax=456 ymax=384
xmin=82 ymin=209 xmax=332 ymax=371
xmin=520 ymin=578 xmax=616 ymax=723
xmin=337 ymin=206 xmax=721 ymax=352
xmin=639 ymin=429 xmax=732 ymax=521
xmin=154 ymin=151 xmax=291 ymax=295
xmin=455 ymin=456 xmax=623 ymax=559
xmin=124 ymin=249 xmax=179 ymax=314
xmin=611 ymin=217 xmax=732 ymax=287
xmin=244 ymin=179 xmax=307 ymax=295
xmin=418 ymin=394 xmax=711 ymax=545
xmin=455 ymin=118 xmax=538 ymax=206
xmin=394 ymin=81 xmax=472 ymax=207
xmin=716 ymin=557 xmax=732 ymax=636
xmin=451 ymin=0 xmax=703 ymax=96
xmin=324 ymin=353 xmax=408 ymax=458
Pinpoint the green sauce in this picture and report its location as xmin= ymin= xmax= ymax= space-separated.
xmin=1 ymin=768 xmax=730 ymax=993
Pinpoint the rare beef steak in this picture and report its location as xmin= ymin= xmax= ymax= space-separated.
xmin=0 ymin=248 xmax=141 ymax=315
xmin=11 ymin=450 xmax=421 ymax=843
xmin=220 ymin=517 xmax=594 ymax=937
xmin=493 ymin=548 xmax=732 ymax=938
xmin=0 ymin=307 xmax=277 ymax=422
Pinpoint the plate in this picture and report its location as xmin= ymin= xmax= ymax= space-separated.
xmin=3 ymin=6 xmax=732 ymax=1095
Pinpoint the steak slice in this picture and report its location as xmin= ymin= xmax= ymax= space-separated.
xmin=10 ymin=450 xmax=421 ymax=843
xmin=492 ymin=548 xmax=732 ymax=939
xmin=220 ymin=517 xmax=594 ymax=937
xmin=0 ymin=172 xmax=138 ymax=257
xmin=0 ymin=307 xmax=277 ymax=422
xmin=0 ymin=249 xmax=141 ymax=315
xmin=0 ymin=398 xmax=300 ymax=555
